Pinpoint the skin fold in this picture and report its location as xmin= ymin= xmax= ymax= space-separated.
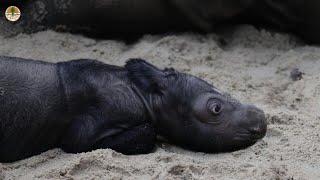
xmin=0 ymin=56 xmax=267 ymax=162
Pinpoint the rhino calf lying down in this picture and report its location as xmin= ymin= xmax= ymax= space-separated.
xmin=0 ymin=56 xmax=267 ymax=162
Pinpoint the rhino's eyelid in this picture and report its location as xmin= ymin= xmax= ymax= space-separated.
xmin=207 ymin=98 xmax=223 ymax=106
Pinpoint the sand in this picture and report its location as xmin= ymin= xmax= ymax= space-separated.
xmin=0 ymin=25 xmax=319 ymax=180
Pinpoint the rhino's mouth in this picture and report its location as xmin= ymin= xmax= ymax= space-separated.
xmin=233 ymin=134 xmax=260 ymax=143
xmin=233 ymin=129 xmax=266 ymax=142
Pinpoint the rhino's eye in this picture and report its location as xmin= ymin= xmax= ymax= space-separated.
xmin=207 ymin=99 xmax=223 ymax=116
xmin=211 ymin=103 xmax=222 ymax=115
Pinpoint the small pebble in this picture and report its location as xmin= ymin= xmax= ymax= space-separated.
xmin=290 ymin=68 xmax=304 ymax=81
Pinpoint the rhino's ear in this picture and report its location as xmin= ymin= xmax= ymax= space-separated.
xmin=125 ymin=59 xmax=168 ymax=94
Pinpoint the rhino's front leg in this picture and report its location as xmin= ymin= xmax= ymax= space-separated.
xmin=60 ymin=113 xmax=156 ymax=155
xmin=93 ymin=123 xmax=156 ymax=155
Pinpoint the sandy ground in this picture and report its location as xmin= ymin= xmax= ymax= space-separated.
xmin=0 ymin=25 xmax=319 ymax=180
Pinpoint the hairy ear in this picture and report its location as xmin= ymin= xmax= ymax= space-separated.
xmin=125 ymin=59 xmax=168 ymax=94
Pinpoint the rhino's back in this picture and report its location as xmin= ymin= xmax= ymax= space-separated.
xmin=0 ymin=56 xmax=68 ymax=162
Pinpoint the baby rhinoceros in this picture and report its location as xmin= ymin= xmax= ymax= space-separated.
xmin=0 ymin=56 xmax=267 ymax=162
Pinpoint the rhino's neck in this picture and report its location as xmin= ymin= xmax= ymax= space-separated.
xmin=131 ymin=84 xmax=157 ymax=126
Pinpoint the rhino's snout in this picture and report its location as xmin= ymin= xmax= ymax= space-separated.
xmin=240 ymin=104 xmax=267 ymax=140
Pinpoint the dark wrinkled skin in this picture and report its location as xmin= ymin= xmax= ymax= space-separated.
xmin=1 ymin=0 xmax=320 ymax=43
xmin=0 ymin=56 xmax=267 ymax=162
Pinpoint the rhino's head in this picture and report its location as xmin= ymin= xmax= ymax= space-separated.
xmin=126 ymin=59 xmax=267 ymax=152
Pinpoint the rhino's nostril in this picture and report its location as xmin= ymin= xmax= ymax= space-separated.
xmin=248 ymin=127 xmax=261 ymax=134
xmin=250 ymin=127 xmax=262 ymax=133
xmin=248 ymin=125 xmax=267 ymax=139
